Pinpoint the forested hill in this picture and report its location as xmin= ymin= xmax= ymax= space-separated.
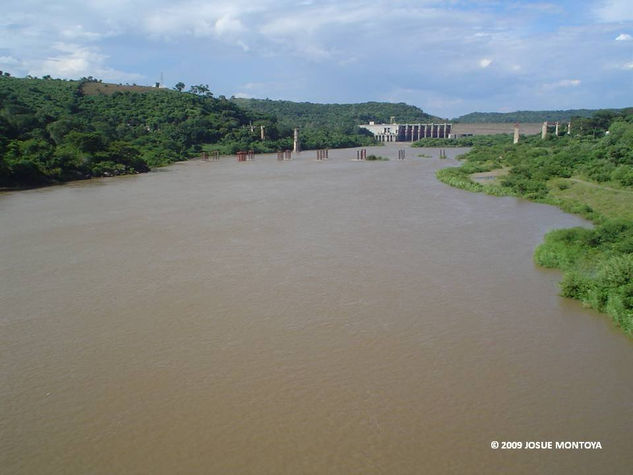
xmin=232 ymin=98 xmax=439 ymax=129
xmin=0 ymin=76 xmax=296 ymax=188
xmin=453 ymin=109 xmax=617 ymax=123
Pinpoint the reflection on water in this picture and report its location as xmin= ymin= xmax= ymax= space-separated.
xmin=2 ymin=145 xmax=632 ymax=474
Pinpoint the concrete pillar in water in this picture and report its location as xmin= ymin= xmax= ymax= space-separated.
xmin=293 ymin=128 xmax=300 ymax=153
xmin=541 ymin=121 xmax=548 ymax=139
xmin=260 ymin=125 xmax=265 ymax=140
xmin=513 ymin=123 xmax=520 ymax=144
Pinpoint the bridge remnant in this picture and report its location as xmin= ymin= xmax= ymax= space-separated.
xmin=541 ymin=121 xmax=568 ymax=139
xmin=277 ymin=150 xmax=292 ymax=160
xmin=237 ymin=150 xmax=254 ymax=161
xmin=513 ymin=123 xmax=520 ymax=144
xmin=293 ymin=128 xmax=300 ymax=152
xmin=201 ymin=151 xmax=219 ymax=160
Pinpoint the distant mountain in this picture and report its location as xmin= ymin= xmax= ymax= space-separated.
xmin=231 ymin=98 xmax=439 ymax=131
xmin=453 ymin=109 xmax=614 ymax=123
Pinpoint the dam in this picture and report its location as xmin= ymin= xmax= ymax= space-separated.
xmin=360 ymin=121 xmax=545 ymax=141
xmin=359 ymin=122 xmax=452 ymax=141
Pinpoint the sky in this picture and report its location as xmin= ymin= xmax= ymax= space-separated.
xmin=1 ymin=0 xmax=632 ymax=118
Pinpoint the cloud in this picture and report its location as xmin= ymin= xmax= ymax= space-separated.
xmin=543 ymin=79 xmax=582 ymax=89
xmin=0 ymin=55 xmax=20 ymax=66
xmin=595 ymin=0 xmax=633 ymax=22
xmin=26 ymin=42 xmax=141 ymax=82
xmin=1 ymin=0 xmax=632 ymax=116
xmin=479 ymin=58 xmax=493 ymax=68
xmin=60 ymin=25 xmax=103 ymax=41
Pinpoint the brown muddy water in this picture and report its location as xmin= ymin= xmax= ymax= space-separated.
xmin=2 ymin=144 xmax=632 ymax=474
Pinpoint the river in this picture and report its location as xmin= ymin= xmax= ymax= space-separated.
xmin=2 ymin=144 xmax=632 ymax=474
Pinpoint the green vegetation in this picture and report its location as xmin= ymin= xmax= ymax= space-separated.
xmin=232 ymin=98 xmax=438 ymax=128
xmin=413 ymin=135 xmax=511 ymax=148
xmin=453 ymin=109 xmax=615 ymax=123
xmin=1 ymin=76 xmax=388 ymax=188
xmin=0 ymin=75 xmax=294 ymax=187
xmin=434 ymin=108 xmax=633 ymax=336
xmin=232 ymin=98 xmax=439 ymax=150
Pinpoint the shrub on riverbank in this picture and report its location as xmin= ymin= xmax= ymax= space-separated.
xmin=434 ymin=109 xmax=633 ymax=336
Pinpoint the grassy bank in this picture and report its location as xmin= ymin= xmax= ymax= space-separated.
xmin=433 ymin=110 xmax=633 ymax=336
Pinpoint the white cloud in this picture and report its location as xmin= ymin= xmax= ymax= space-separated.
xmin=1 ymin=0 xmax=631 ymax=116
xmin=60 ymin=25 xmax=103 ymax=41
xmin=544 ymin=79 xmax=582 ymax=89
xmin=479 ymin=58 xmax=493 ymax=68
xmin=214 ymin=15 xmax=244 ymax=36
xmin=0 ymin=55 xmax=20 ymax=65
xmin=26 ymin=42 xmax=141 ymax=81
xmin=595 ymin=0 xmax=633 ymax=22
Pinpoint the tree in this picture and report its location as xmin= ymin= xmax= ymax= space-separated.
xmin=189 ymin=84 xmax=210 ymax=95
xmin=174 ymin=82 xmax=185 ymax=92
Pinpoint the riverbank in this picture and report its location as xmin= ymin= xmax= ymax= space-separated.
xmin=433 ymin=126 xmax=633 ymax=336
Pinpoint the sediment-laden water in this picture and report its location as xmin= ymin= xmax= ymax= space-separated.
xmin=2 ymin=145 xmax=632 ymax=474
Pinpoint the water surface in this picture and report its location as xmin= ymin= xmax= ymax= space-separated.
xmin=2 ymin=145 xmax=632 ymax=474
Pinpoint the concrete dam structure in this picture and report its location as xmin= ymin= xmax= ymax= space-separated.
xmin=359 ymin=122 xmax=452 ymax=142
xmin=360 ymin=121 xmax=546 ymax=142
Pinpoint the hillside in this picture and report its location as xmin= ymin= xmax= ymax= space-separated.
xmin=0 ymin=76 xmax=297 ymax=188
xmin=231 ymin=98 xmax=439 ymax=151
xmin=232 ymin=98 xmax=438 ymax=129
xmin=454 ymin=109 xmax=605 ymax=123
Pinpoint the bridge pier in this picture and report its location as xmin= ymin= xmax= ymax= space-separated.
xmin=293 ymin=128 xmax=300 ymax=152
xmin=513 ymin=123 xmax=520 ymax=144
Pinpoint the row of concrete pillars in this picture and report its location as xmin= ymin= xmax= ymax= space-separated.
xmin=406 ymin=123 xmax=451 ymax=141
xmin=201 ymin=151 xmax=220 ymax=160
xmin=511 ymin=122 xmax=571 ymax=144
xmin=375 ymin=123 xmax=452 ymax=142
xmin=236 ymin=150 xmax=255 ymax=161
xmin=541 ymin=121 xmax=571 ymax=140
xmin=250 ymin=125 xmax=300 ymax=152
xmin=277 ymin=150 xmax=292 ymax=160
xmin=232 ymin=149 xmax=412 ymax=162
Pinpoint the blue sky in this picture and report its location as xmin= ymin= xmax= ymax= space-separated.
xmin=1 ymin=0 xmax=631 ymax=117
